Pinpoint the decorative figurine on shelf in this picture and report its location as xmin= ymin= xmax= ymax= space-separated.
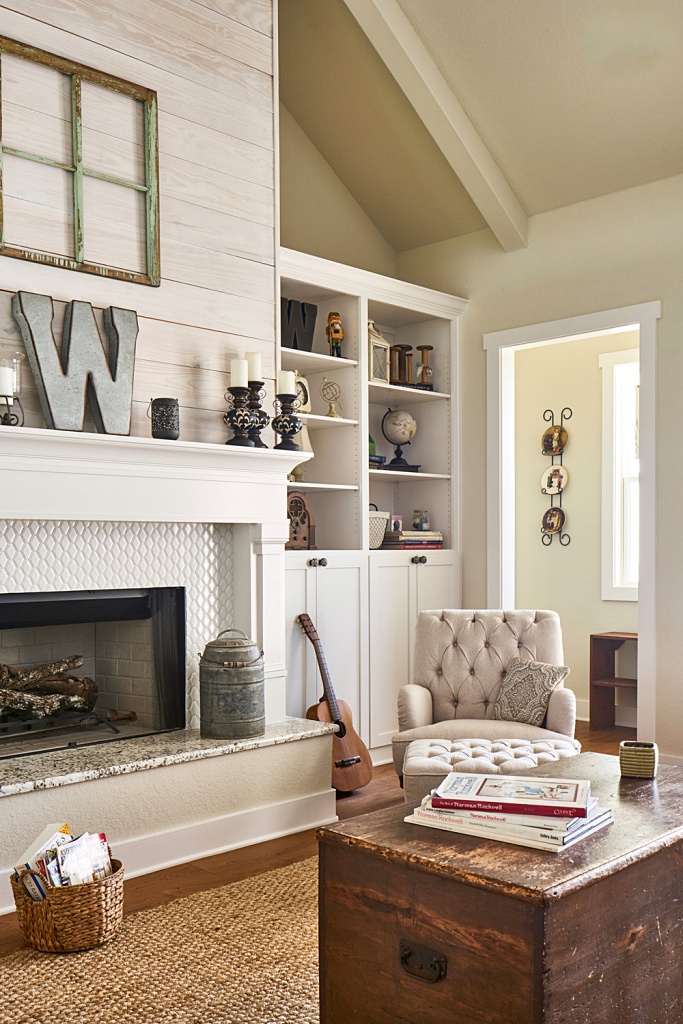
xmin=326 ymin=312 xmax=344 ymax=357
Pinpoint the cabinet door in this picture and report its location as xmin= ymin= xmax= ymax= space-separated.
xmin=285 ymin=552 xmax=367 ymax=737
xmin=368 ymin=553 xmax=415 ymax=751
xmin=314 ymin=554 xmax=368 ymax=741
xmin=284 ymin=554 xmax=319 ymax=718
xmin=369 ymin=552 xmax=456 ymax=752
xmin=412 ymin=551 xmax=457 ymax=669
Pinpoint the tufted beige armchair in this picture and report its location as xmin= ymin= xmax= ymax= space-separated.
xmin=392 ymin=609 xmax=581 ymax=781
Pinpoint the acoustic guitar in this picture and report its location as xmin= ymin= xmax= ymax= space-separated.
xmin=297 ymin=613 xmax=373 ymax=793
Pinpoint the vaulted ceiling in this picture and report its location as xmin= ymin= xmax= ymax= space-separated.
xmin=278 ymin=0 xmax=683 ymax=253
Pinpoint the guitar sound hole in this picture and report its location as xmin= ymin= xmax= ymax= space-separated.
xmin=335 ymin=720 xmax=347 ymax=739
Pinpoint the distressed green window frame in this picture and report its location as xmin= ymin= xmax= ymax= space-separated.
xmin=0 ymin=36 xmax=160 ymax=286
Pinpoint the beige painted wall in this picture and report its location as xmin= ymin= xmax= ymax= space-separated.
xmin=279 ymin=104 xmax=397 ymax=277
xmin=515 ymin=332 xmax=639 ymax=714
xmin=397 ymin=172 xmax=683 ymax=758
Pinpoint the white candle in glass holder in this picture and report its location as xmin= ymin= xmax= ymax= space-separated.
xmin=230 ymin=358 xmax=249 ymax=389
xmin=245 ymin=351 xmax=262 ymax=382
xmin=277 ymin=370 xmax=296 ymax=394
xmin=0 ymin=364 xmax=14 ymax=404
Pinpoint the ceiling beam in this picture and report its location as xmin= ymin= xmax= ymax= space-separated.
xmin=341 ymin=0 xmax=528 ymax=252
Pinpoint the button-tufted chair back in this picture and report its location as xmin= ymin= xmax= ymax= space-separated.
xmin=413 ymin=609 xmax=564 ymax=722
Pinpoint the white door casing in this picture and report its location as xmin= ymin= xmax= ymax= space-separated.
xmin=483 ymin=302 xmax=660 ymax=741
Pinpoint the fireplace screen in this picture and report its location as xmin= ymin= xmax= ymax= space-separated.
xmin=0 ymin=587 xmax=186 ymax=757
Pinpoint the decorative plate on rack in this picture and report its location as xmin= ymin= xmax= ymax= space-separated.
xmin=541 ymin=425 xmax=568 ymax=455
xmin=541 ymin=465 xmax=569 ymax=494
xmin=541 ymin=506 xmax=565 ymax=534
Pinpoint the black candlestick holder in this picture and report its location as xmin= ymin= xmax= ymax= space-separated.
xmin=247 ymin=380 xmax=270 ymax=448
xmin=0 ymin=395 xmax=24 ymax=427
xmin=272 ymin=393 xmax=302 ymax=451
xmin=224 ymin=386 xmax=255 ymax=446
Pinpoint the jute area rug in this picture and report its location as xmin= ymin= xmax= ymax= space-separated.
xmin=0 ymin=857 xmax=319 ymax=1024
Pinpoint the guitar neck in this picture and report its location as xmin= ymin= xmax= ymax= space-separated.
xmin=310 ymin=637 xmax=342 ymax=721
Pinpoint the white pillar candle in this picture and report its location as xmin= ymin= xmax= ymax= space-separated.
xmin=277 ymin=370 xmax=296 ymax=394
xmin=245 ymin=351 xmax=262 ymax=382
xmin=0 ymin=365 xmax=14 ymax=404
xmin=230 ymin=358 xmax=249 ymax=389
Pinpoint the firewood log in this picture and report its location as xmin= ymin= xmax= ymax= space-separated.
xmin=3 ymin=655 xmax=84 ymax=686
xmin=7 ymin=674 xmax=97 ymax=708
xmin=0 ymin=688 xmax=90 ymax=719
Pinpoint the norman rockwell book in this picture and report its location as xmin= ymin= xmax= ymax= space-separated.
xmin=419 ymin=795 xmax=602 ymax=832
xmin=405 ymin=809 xmax=612 ymax=852
xmin=411 ymin=799 xmax=612 ymax=846
xmin=430 ymin=772 xmax=592 ymax=819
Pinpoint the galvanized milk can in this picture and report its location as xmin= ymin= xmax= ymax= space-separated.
xmin=199 ymin=629 xmax=265 ymax=739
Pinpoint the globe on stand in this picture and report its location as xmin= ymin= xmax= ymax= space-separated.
xmin=381 ymin=407 xmax=420 ymax=472
xmin=320 ymin=377 xmax=342 ymax=418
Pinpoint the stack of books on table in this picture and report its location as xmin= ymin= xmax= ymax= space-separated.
xmin=405 ymin=772 xmax=613 ymax=852
xmin=382 ymin=530 xmax=443 ymax=550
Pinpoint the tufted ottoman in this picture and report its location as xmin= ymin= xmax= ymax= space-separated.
xmin=402 ymin=737 xmax=580 ymax=806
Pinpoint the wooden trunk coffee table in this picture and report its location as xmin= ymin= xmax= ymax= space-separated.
xmin=317 ymin=753 xmax=683 ymax=1023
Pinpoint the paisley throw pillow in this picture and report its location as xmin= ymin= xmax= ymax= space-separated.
xmin=492 ymin=657 xmax=570 ymax=727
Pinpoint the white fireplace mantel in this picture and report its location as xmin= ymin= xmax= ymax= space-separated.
xmin=0 ymin=425 xmax=310 ymax=524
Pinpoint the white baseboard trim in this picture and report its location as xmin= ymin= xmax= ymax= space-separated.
xmin=659 ymin=753 xmax=683 ymax=767
xmin=0 ymin=789 xmax=337 ymax=916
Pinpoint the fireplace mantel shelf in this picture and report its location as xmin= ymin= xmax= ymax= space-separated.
xmin=0 ymin=426 xmax=312 ymax=524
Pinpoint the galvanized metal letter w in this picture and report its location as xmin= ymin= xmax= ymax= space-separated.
xmin=12 ymin=291 xmax=138 ymax=435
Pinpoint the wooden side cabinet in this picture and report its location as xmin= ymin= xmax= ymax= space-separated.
xmin=589 ymin=631 xmax=637 ymax=729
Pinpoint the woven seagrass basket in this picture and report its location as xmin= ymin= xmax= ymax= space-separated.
xmin=10 ymin=859 xmax=124 ymax=952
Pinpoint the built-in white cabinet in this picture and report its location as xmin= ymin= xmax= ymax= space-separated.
xmin=279 ymin=248 xmax=466 ymax=760
xmin=284 ymin=551 xmax=368 ymax=733
xmin=368 ymin=550 xmax=457 ymax=752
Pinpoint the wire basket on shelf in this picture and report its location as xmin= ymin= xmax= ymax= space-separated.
xmin=11 ymin=858 xmax=124 ymax=952
xmin=368 ymin=504 xmax=390 ymax=549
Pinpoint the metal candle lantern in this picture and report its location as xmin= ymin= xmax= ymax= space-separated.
xmin=199 ymin=629 xmax=265 ymax=739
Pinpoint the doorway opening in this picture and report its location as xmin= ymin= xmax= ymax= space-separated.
xmin=484 ymin=302 xmax=660 ymax=740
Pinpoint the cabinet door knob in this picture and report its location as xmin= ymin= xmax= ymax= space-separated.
xmin=419 ymin=555 xmax=428 ymax=564
xmin=319 ymin=558 xmax=328 ymax=567
xmin=411 ymin=555 xmax=420 ymax=564
xmin=308 ymin=558 xmax=318 ymax=567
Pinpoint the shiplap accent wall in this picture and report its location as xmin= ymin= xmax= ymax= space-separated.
xmin=0 ymin=0 xmax=276 ymax=443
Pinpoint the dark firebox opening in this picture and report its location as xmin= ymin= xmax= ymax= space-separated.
xmin=0 ymin=587 xmax=186 ymax=757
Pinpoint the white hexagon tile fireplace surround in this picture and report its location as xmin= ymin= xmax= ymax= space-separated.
xmin=0 ymin=518 xmax=233 ymax=730
xmin=0 ymin=427 xmax=336 ymax=911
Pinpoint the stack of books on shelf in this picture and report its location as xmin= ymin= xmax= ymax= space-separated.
xmin=382 ymin=530 xmax=443 ymax=550
xmin=405 ymin=772 xmax=613 ymax=852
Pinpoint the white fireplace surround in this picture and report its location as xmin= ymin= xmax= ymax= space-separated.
xmin=0 ymin=428 xmax=338 ymax=915
xmin=0 ymin=425 xmax=311 ymax=725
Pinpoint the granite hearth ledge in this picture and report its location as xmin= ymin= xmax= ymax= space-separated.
xmin=0 ymin=718 xmax=337 ymax=797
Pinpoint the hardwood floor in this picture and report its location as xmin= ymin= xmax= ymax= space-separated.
xmin=0 ymin=721 xmax=634 ymax=956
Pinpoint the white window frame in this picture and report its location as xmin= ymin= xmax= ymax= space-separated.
xmin=599 ymin=349 xmax=639 ymax=601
